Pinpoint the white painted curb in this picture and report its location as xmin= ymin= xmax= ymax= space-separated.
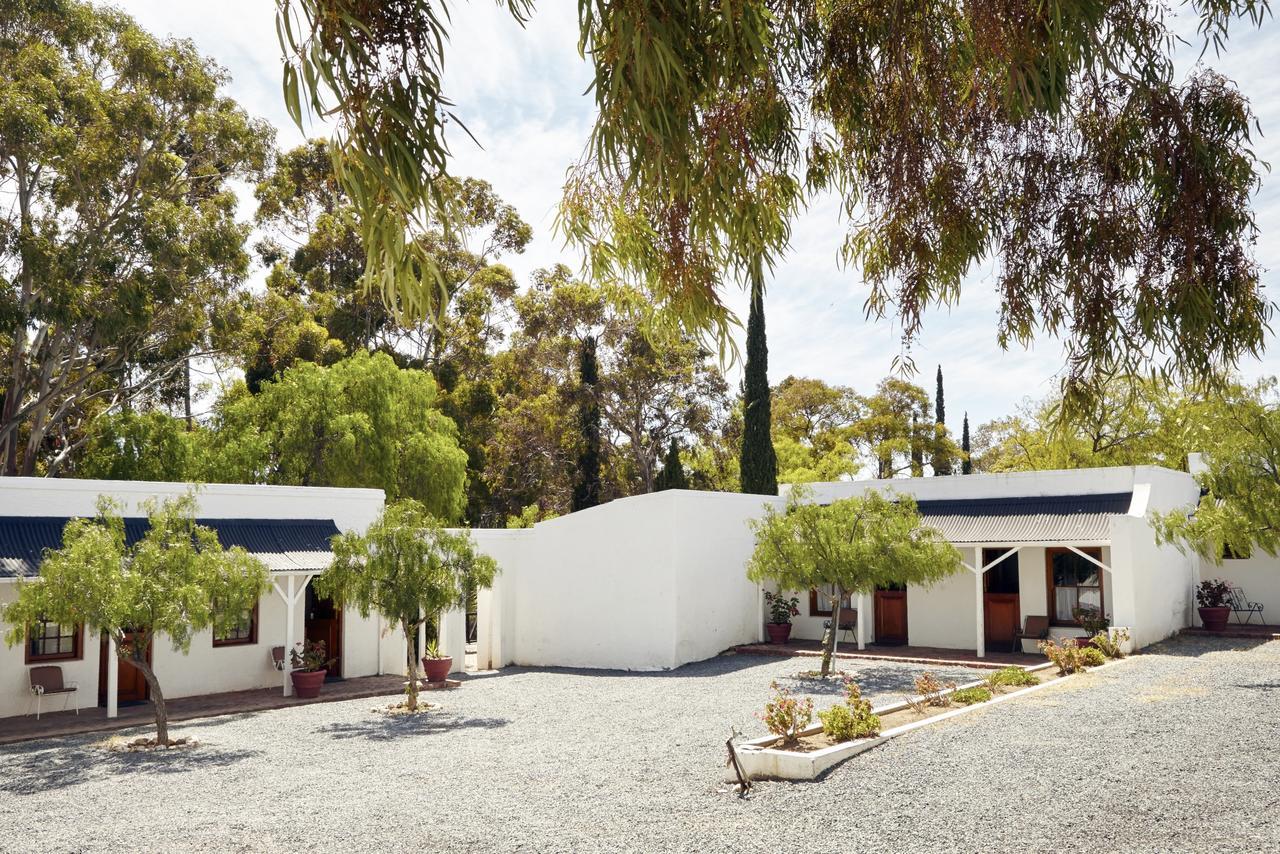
xmin=730 ymin=656 xmax=1134 ymax=781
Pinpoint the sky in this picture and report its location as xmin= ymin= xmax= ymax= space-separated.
xmin=111 ymin=1 xmax=1280 ymax=430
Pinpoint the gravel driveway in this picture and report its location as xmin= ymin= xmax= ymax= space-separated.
xmin=1 ymin=638 xmax=1276 ymax=853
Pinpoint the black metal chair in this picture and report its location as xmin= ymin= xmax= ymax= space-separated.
xmin=822 ymin=611 xmax=858 ymax=643
xmin=1227 ymin=586 xmax=1264 ymax=625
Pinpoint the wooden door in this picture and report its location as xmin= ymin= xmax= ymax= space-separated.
xmin=984 ymin=594 xmax=1020 ymax=645
xmin=305 ymin=587 xmax=343 ymax=679
xmin=98 ymin=631 xmax=152 ymax=706
xmin=874 ymin=589 xmax=908 ymax=645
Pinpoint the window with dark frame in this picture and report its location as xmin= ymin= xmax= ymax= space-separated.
xmin=212 ymin=601 xmax=259 ymax=647
xmin=26 ymin=618 xmax=82 ymax=663
xmin=1046 ymin=548 xmax=1104 ymax=626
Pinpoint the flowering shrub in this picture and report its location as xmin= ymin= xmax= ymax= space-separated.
xmin=758 ymin=681 xmax=813 ymax=745
xmin=1091 ymin=627 xmax=1130 ymax=659
xmin=950 ymin=686 xmax=992 ymax=705
xmin=764 ymin=591 xmax=801 ymax=625
xmin=1039 ymin=639 xmax=1084 ymax=675
xmin=1196 ymin=579 xmax=1232 ymax=608
xmin=1072 ymin=605 xmax=1110 ymax=636
xmin=1078 ymin=646 xmax=1106 ymax=667
xmin=914 ymin=671 xmax=956 ymax=707
xmin=819 ymin=678 xmax=880 ymax=741
xmin=986 ymin=666 xmax=1039 ymax=692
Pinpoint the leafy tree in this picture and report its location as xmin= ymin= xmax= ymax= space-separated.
xmin=572 ymin=336 xmax=602 ymax=511
xmin=655 ymin=439 xmax=689 ymax=491
xmin=0 ymin=0 xmax=270 ymax=476
xmin=740 ymin=282 xmax=778 ymax=495
xmin=771 ymin=376 xmax=861 ymax=484
xmin=1 ymin=493 xmax=269 ymax=744
xmin=961 ymin=414 xmax=972 ymax=475
xmin=321 ymin=499 xmax=497 ymax=711
xmin=73 ymin=411 xmax=204 ymax=482
xmin=852 ymin=379 xmax=931 ymax=478
xmin=206 ymin=352 xmax=468 ymax=520
xmin=748 ymin=487 xmax=963 ymax=676
xmin=933 ymin=367 xmax=952 ymax=476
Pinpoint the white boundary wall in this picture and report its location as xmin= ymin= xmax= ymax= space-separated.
xmin=0 ymin=478 xmax=389 ymax=720
xmin=471 ymin=490 xmax=779 ymax=671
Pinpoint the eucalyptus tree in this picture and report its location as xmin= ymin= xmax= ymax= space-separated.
xmin=748 ymin=488 xmax=963 ymax=676
xmin=321 ymin=500 xmax=497 ymax=711
xmin=1 ymin=494 xmax=269 ymax=744
xmin=275 ymin=1 xmax=1270 ymax=415
xmin=0 ymin=0 xmax=270 ymax=476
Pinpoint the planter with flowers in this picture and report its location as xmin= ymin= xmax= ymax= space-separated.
xmin=1196 ymin=579 xmax=1232 ymax=631
xmin=289 ymin=639 xmax=335 ymax=699
xmin=763 ymin=592 xmax=800 ymax=644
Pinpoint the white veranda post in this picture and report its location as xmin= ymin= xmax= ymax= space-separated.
xmin=106 ymin=633 xmax=119 ymax=719
xmin=273 ymin=573 xmax=313 ymax=696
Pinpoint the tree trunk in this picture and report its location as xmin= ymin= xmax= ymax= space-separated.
xmin=129 ymin=656 xmax=169 ymax=745
xmin=820 ymin=591 xmax=845 ymax=678
xmin=403 ymin=621 xmax=420 ymax=711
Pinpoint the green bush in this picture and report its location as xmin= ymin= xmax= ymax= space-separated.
xmin=819 ymin=677 xmax=881 ymax=741
xmin=1092 ymin=628 xmax=1130 ymax=659
xmin=1039 ymin=639 xmax=1084 ymax=675
xmin=987 ymin=666 xmax=1039 ymax=691
xmin=1078 ymin=646 xmax=1107 ymax=667
xmin=950 ymin=686 xmax=992 ymax=705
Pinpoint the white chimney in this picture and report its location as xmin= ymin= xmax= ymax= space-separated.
xmin=1187 ymin=453 xmax=1208 ymax=476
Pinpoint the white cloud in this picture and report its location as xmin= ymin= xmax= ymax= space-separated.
xmin=108 ymin=1 xmax=1280 ymax=430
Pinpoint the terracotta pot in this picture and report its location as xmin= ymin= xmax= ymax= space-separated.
xmin=290 ymin=668 xmax=327 ymax=699
xmin=765 ymin=623 xmax=792 ymax=645
xmin=1198 ymin=606 xmax=1230 ymax=632
xmin=422 ymin=656 xmax=453 ymax=683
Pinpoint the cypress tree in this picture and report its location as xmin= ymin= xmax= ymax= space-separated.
xmin=961 ymin=412 xmax=972 ymax=475
xmin=933 ymin=365 xmax=952 ymax=475
xmin=740 ymin=279 xmax=778 ymax=495
xmin=655 ymin=438 xmax=688 ymax=491
xmin=571 ymin=335 xmax=602 ymax=511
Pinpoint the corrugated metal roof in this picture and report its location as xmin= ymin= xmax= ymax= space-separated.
xmin=0 ymin=517 xmax=340 ymax=579
xmin=912 ymin=492 xmax=1132 ymax=544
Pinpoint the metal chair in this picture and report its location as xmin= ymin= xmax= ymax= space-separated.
xmin=822 ymin=610 xmax=858 ymax=643
xmin=28 ymin=665 xmax=78 ymax=719
xmin=270 ymin=646 xmax=286 ymax=671
xmin=1227 ymin=586 xmax=1264 ymax=625
xmin=1012 ymin=615 xmax=1051 ymax=654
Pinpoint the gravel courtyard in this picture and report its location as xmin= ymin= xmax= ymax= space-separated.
xmin=1 ymin=637 xmax=1277 ymax=853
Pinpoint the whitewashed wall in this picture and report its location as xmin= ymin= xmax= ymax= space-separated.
xmin=0 ymin=478 xmax=387 ymax=720
xmin=1214 ymin=553 xmax=1280 ymax=624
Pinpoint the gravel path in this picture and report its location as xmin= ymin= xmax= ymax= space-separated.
xmin=1 ymin=638 xmax=1276 ymax=853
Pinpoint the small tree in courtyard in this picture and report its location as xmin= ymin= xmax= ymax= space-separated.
xmin=319 ymin=499 xmax=498 ymax=711
xmin=1 ymin=494 xmax=269 ymax=745
xmin=748 ymin=487 xmax=963 ymax=676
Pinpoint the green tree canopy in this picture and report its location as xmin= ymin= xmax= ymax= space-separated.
xmin=771 ymin=376 xmax=861 ymax=484
xmin=748 ymin=487 xmax=963 ymax=675
xmin=1 ymin=493 xmax=269 ymax=743
xmin=319 ymin=499 xmax=497 ymax=710
xmin=206 ymin=351 xmax=468 ymax=520
xmin=0 ymin=0 xmax=271 ymax=476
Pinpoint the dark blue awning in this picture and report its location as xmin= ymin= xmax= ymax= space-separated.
xmin=0 ymin=517 xmax=340 ymax=579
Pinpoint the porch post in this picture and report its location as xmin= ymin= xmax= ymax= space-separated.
xmin=856 ymin=592 xmax=868 ymax=650
xmin=442 ymin=606 xmax=467 ymax=674
xmin=416 ymin=611 xmax=427 ymax=673
xmin=106 ymin=633 xmax=119 ymax=719
xmin=974 ymin=569 xmax=985 ymax=659
xmin=283 ymin=574 xmax=295 ymax=697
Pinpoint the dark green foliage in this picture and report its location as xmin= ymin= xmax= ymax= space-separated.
xmin=933 ymin=366 xmax=952 ymax=476
xmin=571 ymin=336 xmax=602 ymax=511
xmin=961 ymin=413 xmax=972 ymax=475
xmin=910 ymin=414 xmax=925 ymax=477
xmin=935 ymin=366 xmax=945 ymax=426
xmin=655 ymin=439 xmax=688 ymax=491
xmin=740 ymin=283 xmax=777 ymax=495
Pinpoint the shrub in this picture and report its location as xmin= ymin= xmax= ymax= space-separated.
xmin=1078 ymin=646 xmax=1106 ymax=667
xmin=764 ymin=591 xmax=801 ymax=624
xmin=819 ymin=678 xmax=881 ymax=741
xmin=1196 ymin=578 xmax=1232 ymax=608
xmin=1092 ymin=627 xmax=1130 ymax=659
xmin=986 ymin=666 xmax=1039 ymax=691
xmin=758 ymin=681 xmax=814 ymax=745
xmin=950 ymin=686 xmax=992 ymax=705
xmin=1039 ymin=639 xmax=1084 ymax=675
xmin=914 ymin=671 xmax=956 ymax=707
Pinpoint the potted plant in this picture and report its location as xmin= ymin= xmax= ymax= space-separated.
xmin=763 ymin=591 xmax=800 ymax=644
xmin=289 ymin=639 xmax=334 ymax=699
xmin=1196 ymin=579 xmax=1232 ymax=631
xmin=422 ymin=639 xmax=452 ymax=683
xmin=1071 ymin=605 xmax=1109 ymax=646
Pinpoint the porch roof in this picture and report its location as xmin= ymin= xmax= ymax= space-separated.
xmin=0 ymin=516 xmax=340 ymax=579
xmin=912 ymin=492 xmax=1132 ymax=545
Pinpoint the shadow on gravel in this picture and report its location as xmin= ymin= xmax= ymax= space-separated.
xmin=466 ymin=653 xmax=849 ymax=683
xmin=0 ymin=741 xmax=262 ymax=795
xmin=1142 ymin=635 xmax=1273 ymax=659
xmin=316 ymin=712 xmax=510 ymax=741
xmin=778 ymin=663 xmax=973 ymax=699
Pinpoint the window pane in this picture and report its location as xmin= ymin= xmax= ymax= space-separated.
xmin=1075 ymin=563 xmax=1100 ymax=587
xmin=1055 ymin=587 xmax=1078 ymax=622
xmin=1077 ymin=588 xmax=1102 ymax=613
